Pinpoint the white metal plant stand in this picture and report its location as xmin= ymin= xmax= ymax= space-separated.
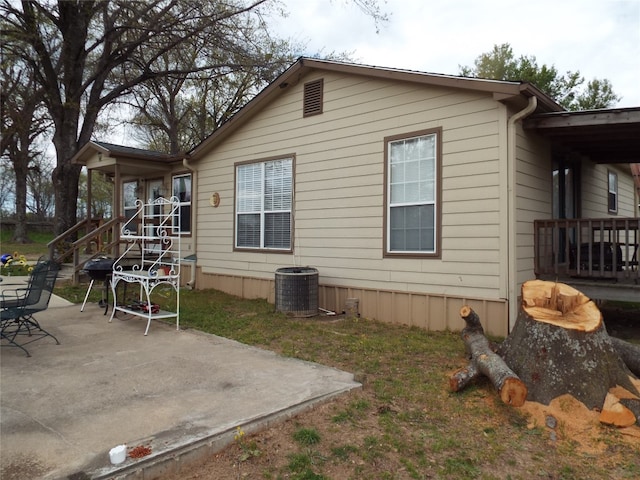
xmin=109 ymin=197 xmax=181 ymax=335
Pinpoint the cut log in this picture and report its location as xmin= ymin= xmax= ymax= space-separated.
xmin=498 ymin=280 xmax=639 ymax=409
xmin=599 ymin=392 xmax=637 ymax=427
xmin=450 ymin=306 xmax=527 ymax=407
xmin=449 ymin=363 xmax=479 ymax=392
xmin=609 ymin=384 xmax=640 ymax=426
xmin=609 ymin=337 xmax=640 ymax=377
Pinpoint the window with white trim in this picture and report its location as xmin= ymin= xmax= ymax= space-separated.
xmin=608 ymin=170 xmax=618 ymax=213
xmin=123 ymin=180 xmax=138 ymax=220
xmin=172 ymin=173 xmax=191 ymax=233
xmin=385 ymin=129 xmax=440 ymax=256
xmin=236 ymin=157 xmax=293 ymax=250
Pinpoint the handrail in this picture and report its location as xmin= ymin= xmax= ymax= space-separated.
xmin=48 ymin=216 xmax=127 ymax=284
xmin=73 ymin=217 xmax=123 ymax=249
xmin=47 ymin=219 xmax=92 ymax=261
xmin=534 ymin=217 xmax=640 ymax=282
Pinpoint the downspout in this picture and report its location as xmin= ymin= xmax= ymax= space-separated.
xmin=181 ymin=157 xmax=197 ymax=288
xmin=506 ymin=95 xmax=537 ymax=331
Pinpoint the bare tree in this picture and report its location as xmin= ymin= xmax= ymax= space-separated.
xmin=1 ymin=0 xmax=387 ymax=236
xmin=0 ymin=160 xmax=16 ymax=218
xmin=1 ymin=0 xmax=276 ymax=234
xmin=26 ymin=155 xmax=55 ymax=221
xmin=128 ymin=16 xmax=299 ymax=153
xmin=0 ymin=47 xmax=50 ymax=243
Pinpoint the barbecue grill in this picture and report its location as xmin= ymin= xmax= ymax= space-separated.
xmin=81 ymin=257 xmax=115 ymax=314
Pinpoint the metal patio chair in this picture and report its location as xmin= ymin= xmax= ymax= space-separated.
xmin=1 ymin=260 xmax=61 ymax=357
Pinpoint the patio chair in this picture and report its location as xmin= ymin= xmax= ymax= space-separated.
xmin=1 ymin=260 xmax=61 ymax=357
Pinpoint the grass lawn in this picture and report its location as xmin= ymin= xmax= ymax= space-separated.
xmin=53 ymin=285 xmax=640 ymax=480
xmin=8 ymin=236 xmax=640 ymax=479
xmin=1 ymin=232 xmax=56 ymax=276
xmin=0 ymin=231 xmax=55 ymax=259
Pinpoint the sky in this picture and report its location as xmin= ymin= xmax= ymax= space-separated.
xmin=272 ymin=0 xmax=640 ymax=107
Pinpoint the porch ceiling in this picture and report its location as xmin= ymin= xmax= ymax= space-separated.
xmin=93 ymin=158 xmax=173 ymax=177
xmin=523 ymin=107 xmax=640 ymax=164
xmin=72 ymin=141 xmax=180 ymax=177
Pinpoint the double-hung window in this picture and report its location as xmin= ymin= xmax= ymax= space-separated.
xmin=236 ymin=157 xmax=293 ymax=250
xmin=172 ymin=173 xmax=192 ymax=234
xmin=123 ymin=180 xmax=139 ymax=220
xmin=385 ymin=128 xmax=441 ymax=256
xmin=607 ymin=170 xmax=618 ymax=214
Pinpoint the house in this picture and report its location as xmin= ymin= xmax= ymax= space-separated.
xmin=71 ymin=58 xmax=640 ymax=336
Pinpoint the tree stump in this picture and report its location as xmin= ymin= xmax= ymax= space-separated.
xmin=497 ymin=280 xmax=639 ymax=409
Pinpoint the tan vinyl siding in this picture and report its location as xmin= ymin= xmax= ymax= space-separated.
xmin=514 ymin=124 xmax=552 ymax=287
xmin=195 ymin=71 xmax=509 ymax=334
xmin=581 ymin=162 xmax=636 ymax=217
xmin=617 ymin=169 xmax=638 ymax=217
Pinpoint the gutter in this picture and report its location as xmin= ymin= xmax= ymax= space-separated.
xmin=506 ymin=96 xmax=538 ymax=331
xmin=181 ymin=156 xmax=197 ymax=288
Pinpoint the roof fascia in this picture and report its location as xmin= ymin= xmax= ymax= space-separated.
xmin=73 ymin=140 xmax=183 ymax=167
xmin=302 ymin=58 xmax=525 ymax=96
xmin=188 ymin=60 xmax=307 ymax=159
xmin=524 ymin=107 xmax=640 ymax=129
xmin=71 ymin=141 xmax=112 ymax=165
xmin=188 ymin=57 xmax=564 ymax=159
xmin=300 ymin=58 xmax=562 ymax=113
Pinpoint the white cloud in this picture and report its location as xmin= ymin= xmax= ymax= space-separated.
xmin=274 ymin=0 xmax=640 ymax=107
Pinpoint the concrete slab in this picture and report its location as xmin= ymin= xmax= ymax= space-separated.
xmin=0 ymin=301 xmax=361 ymax=480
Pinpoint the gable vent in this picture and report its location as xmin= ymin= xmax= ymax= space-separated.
xmin=303 ymin=79 xmax=323 ymax=117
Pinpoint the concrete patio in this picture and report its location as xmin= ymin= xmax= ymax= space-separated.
xmin=0 ymin=291 xmax=361 ymax=479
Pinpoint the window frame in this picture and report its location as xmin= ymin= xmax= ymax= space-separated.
xmin=122 ymin=180 xmax=139 ymax=220
xmin=172 ymin=173 xmax=192 ymax=235
xmin=607 ymin=169 xmax=618 ymax=214
xmin=234 ymin=155 xmax=294 ymax=253
xmin=383 ymin=127 xmax=442 ymax=258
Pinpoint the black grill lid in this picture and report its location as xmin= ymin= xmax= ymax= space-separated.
xmin=83 ymin=258 xmax=115 ymax=280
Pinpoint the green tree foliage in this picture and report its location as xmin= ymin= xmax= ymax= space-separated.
xmin=459 ymin=43 xmax=620 ymax=110
xmin=77 ymin=170 xmax=113 ymax=220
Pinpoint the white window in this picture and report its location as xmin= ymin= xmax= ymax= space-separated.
xmin=385 ymin=129 xmax=440 ymax=256
xmin=236 ymin=157 xmax=293 ymax=250
xmin=608 ymin=170 xmax=618 ymax=214
xmin=172 ymin=173 xmax=191 ymax=233
xmin=123 ymin=180 xmax=139 ymax=220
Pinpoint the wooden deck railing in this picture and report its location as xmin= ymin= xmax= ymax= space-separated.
xmin=534 ymin=217 xmax=640 ymax=283
xmin=47 ymin=216 xmax=125 ymax=284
